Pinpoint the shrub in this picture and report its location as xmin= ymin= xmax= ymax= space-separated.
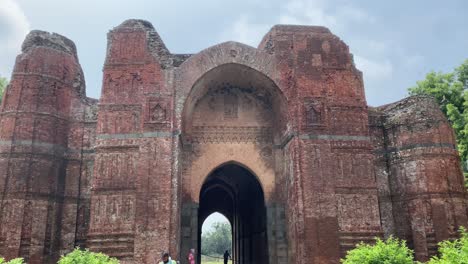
xmin=0 ymin=258 xmax=24 ymax=264
xmin=428 ymin=227 xmax=468 ymax=264
xmin=58 ymin=248 xmax=119 ymax=264
xmin=341 ymin=236 xmax=415 ymax=264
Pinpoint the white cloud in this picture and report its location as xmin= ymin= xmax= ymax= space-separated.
xmin=222 ymin=0 xmax=378 ymax=52
xmin=354 ymin=55 xmax=393 ymax=80
xmin=348 ymin=39 xmax=392 ymax=81
xmin=366 ymin=40 xmax=387 ymax=54
xmin=278 ymin=0 xmax=374 ymax=33
xmin=219 ymin=15 xmax=270 ymax=47
xmin=279 ymin=0 xmax=338 ymax=29
xmin=403 ymin=55 xmax=424 ymax=69
xmin=336 ymin=5 xmax=375 ymax=24
xmin=221 ymin=0 xmax=394 ymax=87
xmin=220 ymin=0 xmax=343 ymax=46
xmin=0 ymin=0 xmax=30 ymax=78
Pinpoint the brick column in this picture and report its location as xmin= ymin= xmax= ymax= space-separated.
xmin=0 ymin=31 xmax=85 ymax=263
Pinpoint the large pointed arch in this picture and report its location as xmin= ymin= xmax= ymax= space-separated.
xmin=175 ymin=41 xmax=290 ymax=135
xmin=177 ymin=41 xmax=287 ymax=264
xmin=198 ymin=162 xmax=268 ymax=264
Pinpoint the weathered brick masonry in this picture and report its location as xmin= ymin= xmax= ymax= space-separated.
xmin=0 ymin=19 xmax=466 ymax=264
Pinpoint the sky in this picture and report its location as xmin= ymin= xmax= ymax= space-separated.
xmin=1 ymin=0 xmax=467 ymax=106
xmin=202 ymin=212 xmax=229 ymax=233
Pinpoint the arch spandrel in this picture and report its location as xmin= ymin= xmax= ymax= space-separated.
xmin=177 ymin=41 xmax=278 ymax=90
xmin=189 ymin=144 xmax=275 ymax=203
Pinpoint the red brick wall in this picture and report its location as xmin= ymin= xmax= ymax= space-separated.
xmin=88 ymin=20 xmax=176 ymax=264
xmin=371 ymin=97 xmax=468 ymax=261
xmin=258 ymin=26 xmax=382 ymax=264
xmin=0 ymin=30 xmax=95 ymax=263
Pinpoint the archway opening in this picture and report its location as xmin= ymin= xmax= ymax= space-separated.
xmin=198 ymin=163 xmax=269 ymax=264
xmin=201 ymin=213 xmax=232 ymax=263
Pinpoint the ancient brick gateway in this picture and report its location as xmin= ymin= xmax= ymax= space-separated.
xmin=0 ymin=19 xmax=466 ymax=264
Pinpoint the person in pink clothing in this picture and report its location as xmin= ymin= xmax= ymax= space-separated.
xmin=187 ymin=249 xmax=195 ymax=264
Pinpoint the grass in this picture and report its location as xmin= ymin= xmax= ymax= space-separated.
xmin=201 ymin=255 xmax=229 ymax=264
xmin=201 ymin=259 xmax=232 ymax=264
xmin=201 ymin=260 xmax=228 ymax=264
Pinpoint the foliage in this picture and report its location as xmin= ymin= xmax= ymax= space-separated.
xmin=427 ymin=227 xmax=468 ymax=264
xmin=58 ymin=248 xmax=119 ymax=264
xmin=341 ymin=236 xmax=415 ymax=264
xmin=201 ymin=222 xmax=232 ymax=256
xmin=408 ymin=59 xmax=468 ymax=169
xmin=0 ymin=76 xmax=7 ymax=104
xmin=0 ymin=257 xmax=24 ymax=264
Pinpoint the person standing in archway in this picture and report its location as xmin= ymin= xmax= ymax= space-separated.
xmin=223 ymin=250 xmax=231 ymax=264
xmin=187 ymin=249 xmax=195 ymax=264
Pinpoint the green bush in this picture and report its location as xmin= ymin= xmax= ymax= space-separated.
xmin=0 ymin=257 xmax=24 ymax=264
xmin=428 ymin=227 xmax=468 ymax=264
xmin=58 ymin=248 xmax=119 ymax=264
xmin=341 ymin=236 xmax=415 ymax=264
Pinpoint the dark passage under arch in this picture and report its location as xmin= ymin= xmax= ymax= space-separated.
xmin=198 ymin=163 xmax=269 ymax=264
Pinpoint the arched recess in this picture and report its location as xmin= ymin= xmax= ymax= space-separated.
xmin=179 ymin=59 xmax=289 ymax=202
xmin=198 ymin=163 xmax=268 ymax=264
xmin=181 ymin=62 xmax=288 ymax=143
xmin=175 ymin=41 xmax=290 ymax=133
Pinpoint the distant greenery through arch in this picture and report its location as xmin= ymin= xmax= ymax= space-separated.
xmin=201 ymin=213 xmax=232 ymax=262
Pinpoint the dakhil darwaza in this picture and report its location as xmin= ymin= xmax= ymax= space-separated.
xmin=0 ymin=19 xmax=466 ymax=264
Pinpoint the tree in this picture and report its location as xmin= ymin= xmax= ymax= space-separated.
xmin=58 ymin=248 xmax=119 ymax=264
xmin=201 ymin=222 xmax=232 ymax=256
xmin=427 ymin=227 xmax=468 ymax=264
xmin=0 ymin=258 xmax=24 ymax=264
xmin=341 ymin=236 xmax=415 ymax=264
xmin=0 ymin=76 xmax=7 ymax=104
xmin=408 ymin=59 xmax=468 ymax=170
